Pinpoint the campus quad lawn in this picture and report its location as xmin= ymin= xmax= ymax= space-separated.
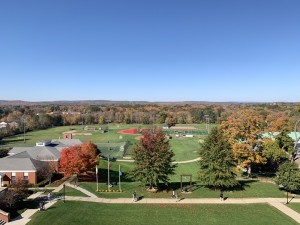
xmin=78 ymin=160 xmax=285 ymax=199
xmin=79 ymin=179 xmax=285 ymax=199
xmin=28 ymin=201 xmax=298 ymax=225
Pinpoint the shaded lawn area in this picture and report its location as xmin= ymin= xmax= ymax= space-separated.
xmin=78 ymin=179 xmax=285 ymax=199
xmin=28 ymin=201 xmax=298 ymax=225
xmin=97 ymin=159 xmax=200 ymax=183
xmin=84 ymin=160 xmax=284 ymax=199
xmin=57 ymin=186 xmax=88 ymax=197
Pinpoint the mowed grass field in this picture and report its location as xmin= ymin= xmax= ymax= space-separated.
xmin=78 ymin=160 xmax=285 ymax=199
xmin=1 ymin=124 xmax=204 ymax=161
xmin=28 ymin=201 xmax=298 ymax=225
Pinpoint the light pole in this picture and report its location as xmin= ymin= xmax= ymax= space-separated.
xmin=63 ymin=184 xmax=65 ymax=203
xmin=204 ymin=115 xmax=210 ymax=132
xmin=23 ymin=118 xmax=26 ymax=143
xmin=105 ymin=119 xmax=112 ymax=190
xmin=20 ymin=116 xmax=26 ymax=143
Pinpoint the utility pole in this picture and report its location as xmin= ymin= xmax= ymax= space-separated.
xmin=119 ymin=164 xmax=121 ymax=191
xmin=204 ymin=115 xmax=210 ymax=132
xmin=23 ymin=117 xmax=26 ymax=143
xmin=108 ymin=155 xmax=110 ymax=190
xmin=96 ymin=165 xmax=99 ymax=191
xmin=63 ymin=184 xmax=65 ymax=203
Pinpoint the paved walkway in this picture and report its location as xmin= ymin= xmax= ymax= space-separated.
xmin=7 ymin=176 xmax=76 ymax=225
xmin=27 ymin=192 xmax=44 ymax=200
xmin=6 ymin=177 xmax=300 ymax=224
xmin=269 ymin=202 xmax=300 ymax=223
xmin=64 ymin=196 xmax=300 ymax=204
xmin=117 ymin=157 xmax=202 ymax=164
xmin=52 ymin=175 xmax=77 ymax=193
xmin=173 ymin=157 xmax=202 ymax=164
xmin=65 ymin=183 xmax=98 ymax=198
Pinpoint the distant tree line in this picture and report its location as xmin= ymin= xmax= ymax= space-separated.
xmin=0 ymin=103 xmax=299 ymax=140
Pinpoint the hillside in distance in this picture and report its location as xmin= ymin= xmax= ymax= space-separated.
xmin=0 ymin=100 xmax=280 ymax=106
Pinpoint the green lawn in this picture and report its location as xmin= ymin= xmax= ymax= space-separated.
xmin=28 ymin=201 xmax=298 ymax=225
xmin=57 ymin=186 xmax=88 ymax=197
xmin=1 ymin=124 xmax=204 ymax=162
xmin=77 ymin=158 xmax=285 ymax=199
xmin=169 ymin=138 xmax=200 ymax=161
xmin=287 ymin=203 xmax=300 ymax=213
xmin=78 ymin=179 xmax=285 ymax=199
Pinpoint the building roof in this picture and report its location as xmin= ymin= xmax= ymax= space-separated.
xmin=51 ymin=139 xmax=82 ymax=147
xmin=9 ymin=139 xmax=82 ymax=160
xmin=0 ymin=153 xmax=47 ymax=171
xmin=9 ymin=146 xmax=61 ymax=161
xmin=261 ymin=132 xmax=300 ymax=141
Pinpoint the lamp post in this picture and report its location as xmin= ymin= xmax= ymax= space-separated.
xmin=204 ymin=115 xmax=210 ymax=132
xmin=21 ymin=116 xmax=26 ymax=143
xmin=108 ymin=154 xmax=110 ymax=190
xmin=106 ymin=120 xmax=111 ymax=190
xmin=286 ymin=169 xmax=290 ymax=204
xmin=63 ymin=184 xmax=65 ymax=203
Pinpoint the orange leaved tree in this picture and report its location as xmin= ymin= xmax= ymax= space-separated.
xmin=221 ymin=109 xmax=267 ymax=171
xmin=60 ymin=141 xmax=99 ymax=176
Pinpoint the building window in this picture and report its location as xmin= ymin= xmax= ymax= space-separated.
xmin=11 ymin=172 xmax=16 ymax=181
xmin=24 ymin=172 xmax=29 ymax=180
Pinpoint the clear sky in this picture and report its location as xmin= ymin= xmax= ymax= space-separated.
xmin=0 ymin=0 xmax=299 ymax=102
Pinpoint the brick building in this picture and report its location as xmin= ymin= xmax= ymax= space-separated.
xmin=0 ymin=139 xmax=82 ymax=186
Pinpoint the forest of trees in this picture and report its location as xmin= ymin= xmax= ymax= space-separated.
xmin=0 ymin=102 xmax=299 ymax=140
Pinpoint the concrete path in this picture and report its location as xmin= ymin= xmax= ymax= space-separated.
xmin=27 ymin=192 xmax=44 ymax=200
xmin=65 ymin=183 xmax=98 ymax=198
xmin=64 ymin=196 xmax=300 ymax=204
xmin=52 ymin=175 xmax=76 ymax=193
xmin=117 ymin=157 xmax=202 ymax=164
xmin=269 ymin=202 xmax=300 ymax=223
xmin=7 ymin=198 xmax=57 ymax=225
xmin=6 ymin=175 xmax=75 ymax=225
xmin=173 ymin=157 xmax=202 ymax=164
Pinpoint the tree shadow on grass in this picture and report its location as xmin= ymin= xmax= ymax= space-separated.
xmin=225 ymin=180 xmax=258 ymax=192
xmin=156 ymin=182 xmax=199 ymax=193
xmin=1 ymin=138 xmax=28 ymax=145
xmin=78 ymin=169 xmax=134 ymax=183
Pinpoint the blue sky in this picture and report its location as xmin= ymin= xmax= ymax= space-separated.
xmin=0 ymin=0 xmax=299 ymax=102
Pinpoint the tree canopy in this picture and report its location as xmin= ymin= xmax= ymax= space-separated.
xmin=199 ymin=127 xmax=238 ymax=191
xmin=130 ymin=129 xmax=176 ymax=189
xmin=275 ymin=162 xmax=300 ymax=192
xmin=60 ymin=141 xmax=99 ymax=176
xmin=221 ymin=109 xmax=266 ymax=168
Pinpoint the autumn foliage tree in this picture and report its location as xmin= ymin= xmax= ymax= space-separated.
xmin=221 ymin=109 xmax=267 ymax=169
xmin=60 ymin=141 xmax=99 ymax=176
xmin=130 ymin=129 xmax=176 ymax=190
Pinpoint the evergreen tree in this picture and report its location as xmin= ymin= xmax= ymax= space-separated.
xmin=199 ymin=127 xmax=238 ymax=191
xmin=130 ymin=129 xmax=176 ymax=189
xmin=275 ymin=162 xmax=300 ymax=192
